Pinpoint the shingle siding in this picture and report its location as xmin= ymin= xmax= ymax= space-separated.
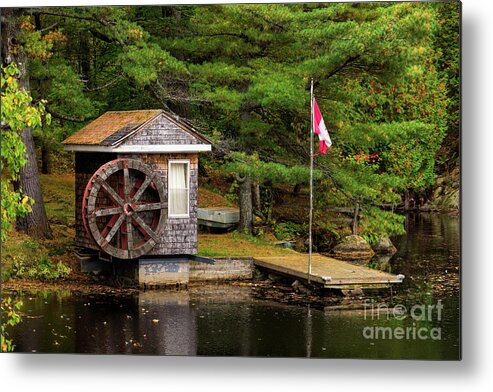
xmin=124 ymin=115 xmax=203 ymax=146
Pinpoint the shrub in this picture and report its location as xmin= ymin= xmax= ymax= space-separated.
xmin=1 ymin=297 xmax=22 ymax=352
xmin=273 ymin=222 xmax=304 ymax=241
xmin=9 ymin=239 xmax=71 ymax=280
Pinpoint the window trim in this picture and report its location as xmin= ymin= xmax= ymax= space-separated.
xmin=168 ymin=159 xmax=190 ymax=218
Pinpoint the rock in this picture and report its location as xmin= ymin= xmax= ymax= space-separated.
xmin=274 ymin=241 xmax=295 ymax=248
xmin=442 ymin=189 xmax=459 ymax=211
xmin=292 ymin=280 xmax=311 ymax=295
xmin=371 ymin=255 xmax=392 ymax=272
xmin=253 ymin=270 xmax=267 ymax=281
xmin=341 ymin=288 xmax=364 ymax=297
xmin=331 ymin=235 xmax=375 ymax=260
xmin=422 ymin=188 xmax=459 ymax=212
xmin=423 ymin=169 xmax=459 ymax=213
xmin=268 ymin=273 xmax=284 ymax=282
xmin=371 ymin=236 xmax=397 ymax=255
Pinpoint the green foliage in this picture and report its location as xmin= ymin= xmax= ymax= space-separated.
xmin=162 ymin=2 xmax=454 ymax=236
xmin=18 ymin=16 xmax=55 ymax=60
xmin=361 ymin=206 xmax=406 ymax=237
xmin=222 ymin=152 xmax=322 ymax=185
xmin=361 ymin=232 xmax=379 ymax=246
xmin=18 ymin=3 xmax=458 ymax=238
xmin=120 ymin=41 xmax=188 ymax=86
xmin=273 ymin=222 xmax=304 ymax=241
xmin=8 ymin=239 xmax=71 ymax=280
xmin=1 ymin=297 xmax=23 ymax=352
xmin=30 ymin=58 xmax=97 ymax=120
xmin=1 ymin=63 xmax=50 ymax=242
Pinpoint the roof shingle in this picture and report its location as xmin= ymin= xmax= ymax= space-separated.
xmin=62 ymin=110 xmax=161 ymax=145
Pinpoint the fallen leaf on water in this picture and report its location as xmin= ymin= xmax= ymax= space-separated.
xmin=152 ymin=319 xmax=159 ymax=324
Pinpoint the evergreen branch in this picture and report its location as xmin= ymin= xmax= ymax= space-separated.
xmin=247 ymin=10 xmax=285 ymax=31
xmin=30 ymin=9 xmax=114 ymax=27
xmin=84 ymin=73 xmax=124 ymax=92
xmin=45 ymin=106 xmax=87 ymax=123
xmin=191 ymin=32 xmax=251 ymax=41
xmin=39 ymin=22 xmax=59 ymax=33
xmin=151 ymin=77 xmax=211 ymax=106
xmin=307 ymin=54 xmax=362 ymax=90
xmin=149 ymin=82 xmax=171 ymax=111
xmin=326 ymin=55 xmax=361 ymax=78
xmin=186 ymin=31 xmax=261 ymax=47
xmin=89 ymin=28 xmax=124 ymax=45
xmin=317 ymin=165 xmax=391 ymax=210
xmin=31 ymin=10 xmax=125 ymax=45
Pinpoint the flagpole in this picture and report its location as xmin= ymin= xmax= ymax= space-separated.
xmin=308 ymin=78 xmax=314 ymax=284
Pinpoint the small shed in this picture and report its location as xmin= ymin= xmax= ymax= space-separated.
xmin=63 ymin=109 xmax=211 ymax=261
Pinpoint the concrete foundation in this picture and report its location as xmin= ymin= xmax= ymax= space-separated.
xmin=139 ymin=257 xmax=190 ymax=288
xmin=78 ymin=251 xmax=254 ymax=288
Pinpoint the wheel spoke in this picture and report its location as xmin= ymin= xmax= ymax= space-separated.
xmin=123 ymin=167 xmax=131 ymax=202
xmin=95 ymin=176 xmax=125 ymax=206
xmin=93 ymin=206 xmax=123 ymax=217
xmin=132 ymin=202 xmax=167 ymax=213
xmin=129 ymin=177 xmax=143 ymax=199
xmin=132 ymin=214 xmax=159 ymax=242
xmin=133 ymin=173 xmax=155 ymax=202
xmin=104 ymin=213 xmax=125 ymax=243
xmin=100 ymin=213 xmax=121 ymax=238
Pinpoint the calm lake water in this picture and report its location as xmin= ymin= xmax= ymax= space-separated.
xmin=6 ymin=213 xmax=460 ymax=359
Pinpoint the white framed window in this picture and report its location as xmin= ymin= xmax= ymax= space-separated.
xmin=168 ymin=159 xmax=190 ymax=218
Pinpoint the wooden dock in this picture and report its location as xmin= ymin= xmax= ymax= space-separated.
xmin=253 ymin=254 xmax=404 ymax=289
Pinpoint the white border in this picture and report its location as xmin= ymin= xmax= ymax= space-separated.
xmin=167 ymin=159 xmax=190 ymax=218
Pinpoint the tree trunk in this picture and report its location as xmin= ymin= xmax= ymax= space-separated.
xmin=404 ymin=190 xmax=415 ymax=211
xmin=236 ymin=174 xmax=253 ymax=234
xmin=252 ymin=182 xmax=261 ymax=212
xmin=2 ymin=8 xmax=53 ymax=239
xmin=80 ymin=33 xmax=91 ymax=88
xmin=352 ymin=203 xmax=359 ymax=235
xmin=41 ymin=144 xmax=52 ymax=174
xmin=16 ymin=128 xmax=53 ymax=238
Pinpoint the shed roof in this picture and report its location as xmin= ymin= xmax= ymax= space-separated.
xmin=62 ymin=109 xmax=212 ymax=153
xmin=63 ymin=110 xmax=162 ymax=145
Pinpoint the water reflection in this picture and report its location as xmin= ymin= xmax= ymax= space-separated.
xmin=9 ymin=289 xmax=459 ymax=359
xmin=7 ymin=213 xmax=460 ymax=359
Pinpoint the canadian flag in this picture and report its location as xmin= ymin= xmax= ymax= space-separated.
xmin=313 ymin=98 xmax=332 ymax=154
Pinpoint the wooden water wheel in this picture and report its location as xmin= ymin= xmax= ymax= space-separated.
xmin=82 ymin=158 xmax=167 ymax=259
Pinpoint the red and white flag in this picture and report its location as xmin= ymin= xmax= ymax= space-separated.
xmin=313 ymin=98 xmax=332 ymax=154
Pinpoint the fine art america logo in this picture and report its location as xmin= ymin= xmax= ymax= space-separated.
xmin=362 ymin=299 xmax=443 ymax=341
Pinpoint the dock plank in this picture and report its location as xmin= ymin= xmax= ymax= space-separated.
xmin=253 ymin=254 xmax=404 ymax=288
